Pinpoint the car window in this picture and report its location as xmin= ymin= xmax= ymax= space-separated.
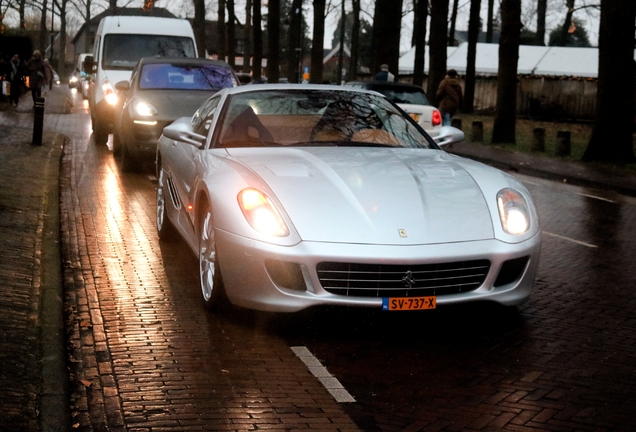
xmin=192 ymin=96 xmax=221 ymax=136
xmin=102 ymin=34 xmax=196 ymax=70
xmin=372 ymin=86 xmax=430 ymax=105
xmin=139 ymin=63 xmax=237 ymax=90
xmin=215 ymin=90 xmax=434 ymax=149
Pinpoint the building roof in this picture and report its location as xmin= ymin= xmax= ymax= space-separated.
xmin=399 ymin=42 xmax=636 ymax=78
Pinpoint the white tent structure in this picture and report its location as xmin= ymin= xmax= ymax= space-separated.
xmin=398 ymin=42 xmax=616 ymax=78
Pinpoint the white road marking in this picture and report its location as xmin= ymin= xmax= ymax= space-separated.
xmin=291 ymin=346 xmax=356 ymax=403
xmin=543 ymin=231 xmax=598 ymax=248
xmin=576 ymin=192 xmax=616 ymax=203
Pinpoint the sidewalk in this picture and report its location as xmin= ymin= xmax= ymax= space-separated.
xmin=0 ymin=85 xmax=635 ymax=431
xmin=0 ymin=85 xmax=70 ymax=431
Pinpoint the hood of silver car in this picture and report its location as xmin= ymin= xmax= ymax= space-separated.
xmin=225 ymin=147 xmax=495 ymax=245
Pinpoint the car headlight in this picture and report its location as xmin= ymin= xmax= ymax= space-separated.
xmin=70 ymin=76 xmax=78 ymax=83
xmin=238 ymin=188 xmax=289 ymax=237
xmin=101 ymin=79 xmax=118 ymax=105
xmin=132 ymin=100 xmax=158 ymax=117
xmin=497 ymin=188 xmax=530 ymax=235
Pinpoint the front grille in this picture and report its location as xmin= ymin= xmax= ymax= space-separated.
xmin=317 ymin=260 xmax=490 ymax=298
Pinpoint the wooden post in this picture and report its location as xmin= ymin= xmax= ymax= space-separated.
xmin=471 ymin=121 xmax=483 ymax=142
xmin=531 ymin=127 xmax=545 ymax=152
xmin=451 ymin=118 xmax=462 ymax=130
xmin=556 ymin=131 xmax=571 ymax=157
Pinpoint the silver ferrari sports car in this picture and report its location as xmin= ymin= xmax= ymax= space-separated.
xmin=156 ymin=84 xmax=541 ymax=313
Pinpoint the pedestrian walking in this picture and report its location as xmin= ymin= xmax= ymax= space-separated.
xmin=374 ymin=64 xmax=395 ymax=82
xmin=25 ymin=50 xmax=46 ymax=106
xmin=435 ymin=69 xmax=463 ymax=126
xmin=8 ymin=54 xmax=23 ymax=108
xmin=43 ymin=59 xmax=54 ymax=90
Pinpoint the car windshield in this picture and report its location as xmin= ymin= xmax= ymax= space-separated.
xmin=371 ymin=85 xmax=430 ymax=105
xmin=140 ymin=63 xmax=237 ymax=90
xmin=215 ymin=89 xmax=435 ymax=149
xmin=103 ymin=34 xmax=196 ymax=70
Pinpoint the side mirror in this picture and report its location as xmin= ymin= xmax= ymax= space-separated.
xmin=433 ymin=126 xmax=465 ymax=147
xmin=163 ymin=118 xmax=206 ymax=148
xmin=115 ymin=80 xmax=130 ymax=91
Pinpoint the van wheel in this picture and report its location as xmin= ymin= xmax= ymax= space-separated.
xmin=112 ymin=132 xmax=122 ymax=156
xmin=93 ymin=117 xmax=109 ymax=145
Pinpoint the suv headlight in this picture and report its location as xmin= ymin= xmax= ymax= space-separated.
xmin=132 ymin=100 xmax=158 ymax=117
xmin=497 ymin=188 xmax=530 ymax=235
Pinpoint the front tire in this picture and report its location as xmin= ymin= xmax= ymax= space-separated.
xmin=156 ymin=165 xmax=178 ymax=241
xmin=93 ymin=116 xmax=109 ymax=145
xmin=198 ymin=204 xmax=226 ymax=311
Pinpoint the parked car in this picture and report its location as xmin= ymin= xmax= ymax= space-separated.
xmin=113 ymin=57 xmax=239 ymax=172
xmin=156 ymin=84 xmax=541 ymax=313
xmin=345 ymin=81 xmax=442 ymax=136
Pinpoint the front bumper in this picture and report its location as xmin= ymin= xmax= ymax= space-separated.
xmin=124 ymin=119 xmax=171 ymax=159
xmin=216 ymin=230 xmax=542 ymax=312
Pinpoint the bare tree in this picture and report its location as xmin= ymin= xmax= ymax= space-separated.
xmin=412 ymin=0 xmax=428 ymax=86
xmin=427 ymin=0 xmax=449 ymax=103
xmin=288 ymin=0 xmax=302 ymax=82
xmin=348 ymin=0 xmax=361 ymax=82
xmin=243 ymin=0 xmax=252 ymax=73
xmin=310 ymin=0 xmax=326 ymax=83
xmin=492 ymin=0 xmax=521 ymax=144
xmin=536 ymin=0 xmax=547 ymax=45
xmin=372 ymin=0 xmax=403 ymax=77
xmin=192 ymin=0 xmax=206 ymax=57
xmin=448 ymin=0 xmax=459 ymax=46
xmin=582 ymin=0 xmax=635 ymax=163
xmin=266 ymin=0 xmax=280 ymax=82
xmin=227 ymin=0 xmax=236 ymax=67
xmin=252 ymin=0 xmax=263 ymax=80
xmin=218 ymin=0 xmax=226 ymax=61
xmin=464 ymin=0 xmax=481 ymax=113
xmin=486 ymin=0 xmax=495 ymax=42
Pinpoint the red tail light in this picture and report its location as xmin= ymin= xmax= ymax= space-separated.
xmin=432 ymin=110 xmax=442 ymax=126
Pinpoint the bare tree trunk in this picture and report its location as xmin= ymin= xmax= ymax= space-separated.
xmin=536 ymin=0 xmax=547 ymax=45
xmin=427 ymin=0 xmax=449 ymax=103
xmin=412 ymin=0 xmax=428 ymax=86
xmin=310 ymin=0 xmax=325 ymax=83
xmin=448 ymin=0 xmax=459 ymax=46
xmin=288 ymin=0 xmax=302 ymax=82
xmin=337 ymin=0 xmax=345 ymax=83
xmin=252 ymin=0 xmax=263 ymax=80
xmin=556 ymin=0 xmax=576 ymax=46
xmin=39 ymin=0 xmax=48 ymax=53
xmin=243 ymin=0 xmax=252 ymax=73
xmin=582 ymin=0 xmax=636 ymax=163
xmin=492 ymin=0 xmax=521 ymax=144
xmin=227 ymin=0 xmax=236 ymax=67
xmin=218 ymin=0 xmax=226 ymax=61
xmin=193 ymin=0 xmax=206 ymax=58
xmin=56 ymin=0 xmax=68 ymax=77
xmin=464 ymin=0 xmax=481 ymax=112
xmin=19 ymin=0 xmax=26 ymax=31
xmin=348 ymin=0 xmax=360 ymax=82
xmin=84 ymin=0 xmax=92 ymax=52
xmin=266 ymin=0 xmax=280 ymax=82
xmin=486 ymin=0 xmax=494 ymax=42
xmin=372 ymin=0 xmax=403 ymax=78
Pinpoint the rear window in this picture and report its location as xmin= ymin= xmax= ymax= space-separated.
xmin=371 ymin=85 xmax=430 ymax=106
xmin=103 ymin=34 xmax=196 ymax=69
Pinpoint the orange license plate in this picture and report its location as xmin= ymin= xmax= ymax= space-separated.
xmin=382 ymin=296 xmax=436 ymax=311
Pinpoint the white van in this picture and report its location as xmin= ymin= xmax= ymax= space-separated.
xmin=85 ymin=16 xmax=198 ymax=144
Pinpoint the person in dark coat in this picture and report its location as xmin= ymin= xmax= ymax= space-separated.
xmin=435 ymin=69 xmax=463 ymax=126
xmin=8 ymin=54 xmax=23 ymax=107
xmin=25 ymin=50 xmax=46 ymax=106
xmin=374 ymin=64 xmax=395 ymax=82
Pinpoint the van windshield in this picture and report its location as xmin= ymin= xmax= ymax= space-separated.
xmin=103 ymin=34 xmax=196 ymax=70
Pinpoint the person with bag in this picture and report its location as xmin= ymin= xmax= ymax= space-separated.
xmin=25 ymin=50 xmax=46 ymax=107
xmin=8 ymin=54 xmax=23 ymax=108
